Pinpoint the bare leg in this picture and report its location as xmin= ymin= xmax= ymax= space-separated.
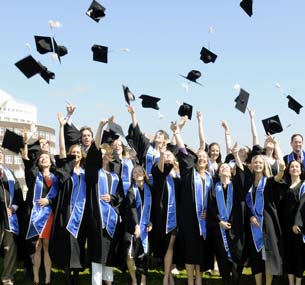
xmin=163 ymin=235 xmax=176 ymax=285
xmin=42 ymin=238 xmax=52 ymax=284
xmin=126 ymin=256 xmax=137 ymax=285
xmin=265 ymin=263 xmax=273 ymax=285
xmin=185 ymin=264 xmax=194 ymax=285
xmin=140 ymin=274 xmax=146 ymax=285
xmin=254 ymin=272 xmax=262 ymax=285
xmin=32 ymin=239 xmax=42 ymax=283
xmin=296 ymin=277 xmax=302 ymax=285
xmin=194 ymin=265 xmax=202 ymax=285
xmin=288 ymin=274 xmax=295 ymax=285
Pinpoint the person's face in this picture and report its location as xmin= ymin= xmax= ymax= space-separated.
xmin=132 ymin=166 xmax=145 ymax=182
xmin=70 ymin=145 xmax=82 ymax=163
xmin=112 ymin=139 xmax=123 ymax=155
xmin=264 ymin=140 xmax=275 ymax=152
xmin=219 ymin=163 xmax=231 ymax=178
xmin=0 ymin=150 xmax=3 ymax=164
xmin=101 ymin=148 xmax=111 ymax=163
xmin=164 ymin=151 xmax=174 ymax=164
xmin=39 ymin=138 xmax=49 ymax=151
xmin=289 ymin=161 xmax=302 ymax=177
xmin=210 ymin=145 xmax=220 ymax=161
xmin=238 ymin=147 xmax=249 ymax=162
xmin=291 ymin=135 xmax=303 ymax=153
xmin=251 ymin=156 xmax=265 ymax=174
xmin=197 ymin=150 xmax=208 ymax=168
xmin=81 ymin=129 xmax=93 ymax=147
xmin=38 ymin=153 xmax=52 ymax=169
xmin=154 ymin=131 xmax=165 ymax=144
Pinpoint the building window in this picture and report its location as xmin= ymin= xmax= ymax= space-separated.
xmin=45 ymin=133 xmax=50 ymax=140
xmin=14 ymin=155 xmax=22 ymax=165
xmin=5 ymin=155 xmax=13 ymax=164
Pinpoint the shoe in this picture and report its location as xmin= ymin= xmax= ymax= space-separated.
xmin=171 ymin=268 xmax=180 ymax=275
xmin=33 ymin=282 xmax=39 ymax=285
xmin=2 ymin=280 xmax=14 ymax=285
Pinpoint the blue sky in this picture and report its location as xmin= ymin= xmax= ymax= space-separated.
xmin=1 ymin=1 xmax=305 ymax=154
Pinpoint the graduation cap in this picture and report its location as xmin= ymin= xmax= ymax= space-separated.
xmin=240 ymin=0 xmax=253 ymax=17
xmin=139 ymin=95 xmax=160 ymax=110
xmin=235 ymin=88 xmax=250 ymax=113
xmin=15 ymin=55 xmax=43 ymax=78
xmin=122 ymin=84 xmax=135 ymax=105
xmin=287 ymin=95 xmax=303 ymax=114
xmin=200 ymin=47 xmax=217 ymax=64
xmin=86 ymin=0 xmax=106 ymax=22
xmin=178 ymin=102 xmax=193 ymax=120
xmin=92 ymin=44 xmax=108 ymax=63
xmin=34 ymin=35 xmax=54 ymax=54
xmin=180 ymin=70 xmax=203 ymax=86
xmin=108 ymin=121 xmax=125 ymax=137
xmin=249 ymin=144 xmax=266 ymax=160
xmin=2 ymin=129 xmax=24 ymax=154
xmin=53 ymin=38 xmax=68 ymax=63
xmin=262 ymin=115 xmax=283 ymax=135
xmin=101 ymin=130 xmax=119 ymax=144
xmin=37 ymin=62 xmax=55 ymax=84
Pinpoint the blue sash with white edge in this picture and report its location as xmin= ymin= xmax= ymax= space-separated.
xmin=2 ymin=166 xmax=19 ymax=235
xmin=133 ymin=183 xmax=152 ymax=254
xmin=146 ymin=145 xmax=160 ymax=184
xmin=66 ymin=168 xmax=86 ymax=238
xmin=26 ymin=172 xmax=58 ymax=239
xmin=165 ymin=175 xmax=176 ymax=234
xmin=288 ymin=150 xmax=305 ymax=168
xmin=193 ymin=169 xmax=212 ymax=239
xmin=97 ymin=169 xmax=119 ymax=238
xmin=208 ymin=159 xmax=215 ymax=176
xmin=245 ymin=176 xmax=267 ymax=252
xmin=121 ymin=158 xmax=134 ymax=196
xmin=215 ymin=181 xmax=233 ymax=259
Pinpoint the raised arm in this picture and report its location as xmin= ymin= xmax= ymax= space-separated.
xmin=57 ymin=112 xmax=67 ymax=159
xmin=220 ymin=120 xmax=232 ymax=155
xmin=157 ymin=144 xmax=167 ymax=173
xmin=171 ymin=115 xmax=188 ymax=145
xmin=21 ymin=128 xmax=29 ymax=161
xmin=269 ymin=136 xmax=285 ymax=182
xmin=127 ymin=105 xmax=138 ymax=128
xmin=95 ymin=119 xmax=108 ymax=147
xmin=197 ymin=111 xmax=206 ymax=150
xmin=248 ymin=108 xmax=259 ymax=146
xmin=170 ymin=121 xmax=184 ymax=149
xmin=65 ymin=103 xmax=76 ymax=126
xmin=231 ymin=142 xmax=244 ymax=171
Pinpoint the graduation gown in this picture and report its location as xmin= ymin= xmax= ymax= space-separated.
xmin=85 ymin=143 xmax=124 ymax=265
xmin=50 ymin=156 xmax=87 ymax=269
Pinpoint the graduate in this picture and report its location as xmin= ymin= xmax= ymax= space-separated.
xmin=283 ymin=134 xmax=305 ymax=168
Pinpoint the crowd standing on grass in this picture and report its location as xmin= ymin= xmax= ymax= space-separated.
xmin=2 ymin=101 xmax=305 ymax=285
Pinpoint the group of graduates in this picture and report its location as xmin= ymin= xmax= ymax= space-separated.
xmin=1 ymin=103 xmax=305 ymax=285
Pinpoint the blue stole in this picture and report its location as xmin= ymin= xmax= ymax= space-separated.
xmin=245 ymin=176 xmax=267 ymax=252
xmin=288 ymin=150 xmax=305 ymax=168
xmin=146 ymin=145 xmax=160 ymax=184
xmin=208 ymin=159 xmax=215 ymax=176
xmin=298 ymin=182 xmax=305 ymax=243
xmin=165 ymin=175 xmax=177 ymax=234
xmin=26 ymin=172 xmax=58 ymax=239
xmin=193 ymin=169 xmax=212 ymax=239
xmin=66 ymin=168 xmax=86 ymax=238
xmin=97 ymin=169 xmax=119 ymax=238
xmin=215 ymin=181 xmax=233 ymax=259
xmin=133 ymin=183 xmax=152 ymax=253
xmin=2 ymin=166 xmax=19 ymax=235
xmin=121 ymin=158 xmax=134 ymax=196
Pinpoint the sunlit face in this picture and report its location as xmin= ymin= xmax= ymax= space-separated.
xmin=101 ymin=147 xmax=112 ymax=163
xmin=38 ymin=153 xmax=52 ymax=169
xmin=39 ymin=138 xmax=49 ymax=151
xmin=291 ymin=135 xmax=303 ymax=153
xmin=0 ymin=149 xmax=4 ymax=164
xmin=154 ymin=131 xmax=165 ymax=144
xmin=112 ymin=139 xmax=123 ymax=155
xmin=132 ymin=166 xmax=145 ymax=182
xmin=81 ymin=129 xmax=93 ymax=147
xmin=264 ymin=140 xmax=274 ymax=152
xmin=197 ymin=150 xmax=208 ymax=168
xmin=238 ymin=146 xmax=249 ymax=162
xmin=70 ymin=145 xmax=82 ymax=163
xmin=289 ymin=161 xmax=302 ymax=177
xmin=251 ymin=156 xmax=265 ymax=173
xmin=164 ymin=150 xmax=174 ymax=164
xmin=219 ymin=163 xmax=231 ymax=178
xmin=210 ymin=145 xmax=220 ymax=161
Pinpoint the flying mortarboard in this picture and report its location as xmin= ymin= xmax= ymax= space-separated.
xmin=139 ymin=95 xmax=160 ymax=110
xmin=180 ymin=70 xmax=203 ymax=86
xmin=108 ymin=121 xmax=125 ymax=137
xmin=262 ymin=115 xmax=283 ymax=135
xmin=286 ymin=95 xmax=303 ymax=114
xmin=37 ymin=62 xmax=55 ymax=84
xmin=92 ymin=44 xmax=108 ymax=63
xmin=122 ymin=84 xmax=135 ymax=105
xmin=178 ymin=102 xmax=193 ymax=120
xmin=235 ymin=88 xmax=250 ymax=113
xmin=86 ymin=0 xmax=106 ymax=22
xmin=2 ymin=129 xmax=24 ymax=154
xmin=15 ymin=55 xmax=43 ymax=78
xmin=240 ymin=0 xmax=253 ymax=17
xmin=101 ymin=130 xmax=119 ymax=144
xmin=34 ymin=35 xmax=54 ymax=54
xmin=200 ymin=47 xmax=217 ymax=64
xmin=53 ymin=38 xmax=68 ymax=63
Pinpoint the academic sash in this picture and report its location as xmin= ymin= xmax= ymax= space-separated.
xmin=215 ymin=182 xmax=233 ymax=259
xmin=287 ymin=150 xmax=305 ymax=168
xmin=26 ymin=172 xmax=58 ymax=239
xmin=133 ymin=183 xmax=152 ymax=253
xmin=208 ymin=159 xmax=215 ymax=177
xmin=66 ymin=168 xmax=86 ymax=238
xmin=165 ymin=175 xmax=176 ymax=234
xmin=298 ymin=182 xmax=305 ymax=243
xmin=2 ymin=166 xmax=19 ymax=235
xmin=121 ymin=158 xmax=134 ymax=196
xmin=193 ymin=169 xmax=212 ymax=239
xmin=146 ymin=145 xmax=160 ymax=184
xmin=245 ymin=176 xmax=267 ymax=252
xmin=97 ymin=169 xmax=119 ymax=238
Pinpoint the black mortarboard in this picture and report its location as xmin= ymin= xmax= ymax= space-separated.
xmin=86 ymin=0 xmax=106 ymax=22
xmin=101 ymin=130 xmax=119 ymax=144
xmin=178 ymin=102 xmax=193 ymax=120
xmin=240 ymin=0 xmax=253 ymax=17
xmin=34 ymin=35 xmax=54 ymax=54
xmin=262 ymin=115 xmax=283 ymax=135
xmin=2 ymin=129 xmax=24 ymax=154
xmin=92 ymin=44 xmax=108 ymax=63
xmin=180 ymin=70 xmax=203 ymax=86
xmin=287 ymin=95 xmax=303 ymax=114
xmin=108 ymin=121 xmax=125 ymax=137
xmin=235 ymin=88 xmax=250 ymax=113
xmin=15 ymin=55 xmax=42 ymax=79
xmin=139 ymin=95 xmax=160 ymax=110
xmin=249 ymin=144 xmax=266 ymax=160
xmin=53 ymin=38 xmax=68 ymax=64
xmin=37 ymin=62 xmax=55 ymax=84
xmin=200 ymin=47 xmax=217 ymax=64
xmin=122 ymin=84 xmax=135 ymax=105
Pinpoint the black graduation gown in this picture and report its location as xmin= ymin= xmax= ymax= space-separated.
xmin=85 ymin=143 xmax=124 ymax=265
xmin=245 ymin=176 xmax=283 ymax=276
xmin=150 ymin=163 xmax=181 ymax=259
xmin=207 ymin=167 xmax=245 ymax=282
xmin=49 ymin=156 xmax=87 ymax=269
xmin=176 ymin=150 xmax=213 ymax=269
